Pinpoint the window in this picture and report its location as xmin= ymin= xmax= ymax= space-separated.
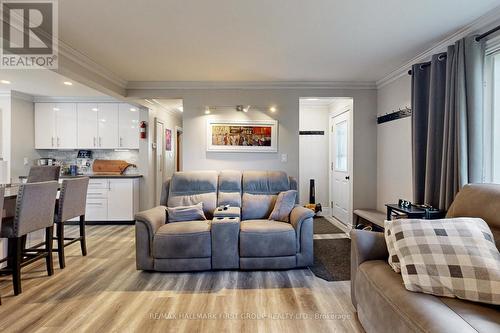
xmin=485 ymin=51 xmax=500 ymax=183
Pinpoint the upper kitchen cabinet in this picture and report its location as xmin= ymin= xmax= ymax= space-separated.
xmin=35 ymin=103 xmax=77 ymax=149
xmin=97 ymin=103 xmax=119 ymax=149
xmin=77 ymin=103 xmax=99 ymax=148
xmin=119 ymin=104 xmax=140 ymax=149
xmin=37 ymin=102 xmax=140 ymax=149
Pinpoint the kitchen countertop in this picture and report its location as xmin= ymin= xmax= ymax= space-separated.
xmin=19 ymin=174 xmax=143 ymax=179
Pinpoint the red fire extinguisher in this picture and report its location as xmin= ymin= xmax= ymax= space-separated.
xmin=139 ymin=121 xmax=147 ymax=139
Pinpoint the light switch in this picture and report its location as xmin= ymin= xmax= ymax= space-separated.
xmin=281 ymin=153 xmax=288 ymax=163
xmin=23 ymin=157 xmax=29 ymax=165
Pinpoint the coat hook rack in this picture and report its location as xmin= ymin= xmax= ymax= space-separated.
xmin=377 ymin=106 xmax=412 ymax=124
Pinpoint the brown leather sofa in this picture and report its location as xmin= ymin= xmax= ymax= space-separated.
xmin=350 ymin=184 xmax=500 ymax=333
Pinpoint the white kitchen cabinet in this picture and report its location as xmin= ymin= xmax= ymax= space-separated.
xmin=118 ymin=104 xmax=140 ymax=149
xmin=35 ymin=103 xmax=77 ymax=149
xmin=35 ymin=103 xmax=57 ymax=149
xmin=77 ymin=103 xmax=99 ymax=148
xmin=108 ymin=179 xmax=135 ymax=220
xmin=97 ymin=103 xmax=119 ymax=149
xmin=83 ymin=178 xmax=139 ymax=221
xmin=54 ymin=103 xmax=77 ymax=148
xmin=36 ymin=102 xmax=140 ymax=150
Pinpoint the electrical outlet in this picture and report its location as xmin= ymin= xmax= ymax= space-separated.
xmin=280 ymin=153 xmax=288 ymax=163
xmin=23 ymin=157 xmax=28 ymax=166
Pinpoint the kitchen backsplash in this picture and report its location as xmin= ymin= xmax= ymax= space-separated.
xmin=37 ymin=149 xmax=140 ymax=173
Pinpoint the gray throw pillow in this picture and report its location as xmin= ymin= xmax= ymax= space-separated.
xmin=268 ymin=190 xmax=297 ymax=222
xmin=166 ymin=202 xmax=206 ymax=223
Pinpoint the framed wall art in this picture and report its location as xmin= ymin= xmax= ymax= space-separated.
xmin=206 ymin=119 xmax=278 ymax=152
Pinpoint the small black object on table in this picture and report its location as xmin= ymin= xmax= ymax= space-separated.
xmin=385 ymin=203 xmax=445 ymax=221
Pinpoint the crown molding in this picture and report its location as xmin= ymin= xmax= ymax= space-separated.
xmin=126 ymin=80 xmax=377 ymax=91
xmin=57 ymin=40 xmax=127 ymax=90
xmin=33 ymin=96 xmax=120 ymax=103
xmin=376 ymin=5 xmax=500 ymax=89
xmin=11 ymin=90 xmax=34 ymax=102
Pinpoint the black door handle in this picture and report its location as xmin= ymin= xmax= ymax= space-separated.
xmin=345 ymin=176 xmax=350 ymax=180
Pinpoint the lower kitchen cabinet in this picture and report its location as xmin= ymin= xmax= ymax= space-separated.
xmin=84 ymin=178 xmax=140 ymax=222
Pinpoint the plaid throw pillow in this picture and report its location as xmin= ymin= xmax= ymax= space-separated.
xmin=384 ymin=220 xmax=401 ymax=272
xmin=392 ymin=218 xmax=500 ymax=305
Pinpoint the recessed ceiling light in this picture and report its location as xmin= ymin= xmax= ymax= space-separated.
xmin=91 ymin=108 xmax=98 ymax=112
xmin=306 ymin=98 xmax=319 ymax=101
xmin=1 ymin=80 xmax=11 ymax=84
xmin=178 ymin=106 xmax=183 ymax=112
xmin=53 ymin=107 xmax=60 ymax=111
xmin=130 ymin=108 xmax=137 ymax=112
xmin=269 ymin=106 xmax=277 ymax=112
xmin=205 ymin=107 xmax=211 ymax=115
xmin=63 ymin=81 xmax=73 ymax=86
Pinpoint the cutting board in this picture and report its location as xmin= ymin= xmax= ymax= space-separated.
xmin=92 ymin=160 xmax=136 ymax=175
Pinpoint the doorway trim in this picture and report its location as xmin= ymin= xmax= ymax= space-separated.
xmin=154 ymin=118 xmax=165 ymax=205
xmin=329 ymin=103 xmax=354 ymax=228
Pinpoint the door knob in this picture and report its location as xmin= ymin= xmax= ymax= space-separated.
xmin=345 ymin=176 xmax=350 ymax=180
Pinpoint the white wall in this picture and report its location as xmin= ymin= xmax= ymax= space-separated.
xmin=376 ymin=76 xmax=413 ymax=211
xmin=137 ymin=105 xmax=182 ymax=211
xmin=10 ymin=96 xmax=40 ymax=181
xmin=299 ymin=104 xmax=329 ymax=207
xmin=128 ymin=87 xmax=378 ymax=213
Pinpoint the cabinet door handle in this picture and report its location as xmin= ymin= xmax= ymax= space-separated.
xmin=120 ymin=137 xmax=123 ymax=147
xmin=57 ymin=137 xmax=60 ymax=147
xmin=93 ymin=137 xmax=96 ymax=147
xmin=87 ymin=202 xmax=103 ymax=206
xmin=99 ymin=137 xmax=102 ymax=147
xmin=51 ymin=137 xmax=54 ymax=147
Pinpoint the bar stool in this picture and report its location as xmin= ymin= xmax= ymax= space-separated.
xmin=27 ymin=166 xmax=60 ymax=183
xmin=54 ymin=177 xmax=89 ymax=269
xmin=0 ymin=181 xmax=58 ymax=295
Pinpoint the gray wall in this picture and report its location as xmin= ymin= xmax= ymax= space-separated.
xmin=376 ymin=76 xmax=413 ymax=211
xmin=10 ymin=97 xmax=40 ymax=181
xmin=129 ymin=87 xmax=378 ymax=212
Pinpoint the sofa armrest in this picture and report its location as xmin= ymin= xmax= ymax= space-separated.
xmin=350 ymin=229 xmax=388 ymax=308
xmin=290 ymin=206 xmax=314 ymax=265
xmin=134 ymin=206 xmax=166 ymax=270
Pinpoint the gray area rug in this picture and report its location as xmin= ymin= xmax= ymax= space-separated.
xmin=313 ymin=217 xmax=345 ymax=234
xmin=309 ymin=217 xmax=351 ymax=281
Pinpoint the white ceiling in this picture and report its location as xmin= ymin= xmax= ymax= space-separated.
xmin=58 ymin=0 xmax=500 ymax=82
xmin=0 ymin=69 xmax=106 ymax=97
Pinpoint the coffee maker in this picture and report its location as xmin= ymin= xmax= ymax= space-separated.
xmin=76 ymin=150 xmax=92 ymax=175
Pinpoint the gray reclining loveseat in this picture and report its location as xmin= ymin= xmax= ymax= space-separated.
xmin=135 ymin=170 xmax=314 ymax=272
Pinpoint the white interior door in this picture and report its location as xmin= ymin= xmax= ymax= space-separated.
xmin=155 ymin=119 xmax=165 ymax=205
xmin=330 ymin=112 xmax=351 ymax=225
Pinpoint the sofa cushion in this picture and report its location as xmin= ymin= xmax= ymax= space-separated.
xmin=168 ymin=171 xmax=218 ymax=219
xmin=241 ymin=193 xmax=277 ymax=220
xmin=166 ymin=202 xmax=206 ymax=223
xmin=153 ymin=221 xmax=211 ymax=259
xmin=218 ymin=170 xmax=242 ymax=206
xmin=240 ymin=220 xmax=296 ymax=257
xmin=356 ymin=260 xmax=500 ymax=333
xmin=392 ymin=218 xmax=500 ymax=305
xmin=446 ymin=183 xmax=500 ymax=249
xmin=268 ymin=190 xmax=297 ymax=222
xmin=242 ymin=170 xmax=290 ymax=194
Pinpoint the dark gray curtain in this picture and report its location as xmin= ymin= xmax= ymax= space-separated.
xmin=412 ymin=35 xmax=484 ymax=210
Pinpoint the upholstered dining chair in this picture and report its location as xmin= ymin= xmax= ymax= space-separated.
xmin=54 ymin=177 xmax=89 ymax=269
xmin=0 ymin=186 xmax=4 ymax=304
xmin=27 ymin=166 xmax=61 ymax=183
xmin=0 ymin=181 xmax=58 ymax=295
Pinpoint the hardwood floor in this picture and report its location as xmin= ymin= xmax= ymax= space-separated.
xmin=0 ymin=225 xmax=363 ymax=333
